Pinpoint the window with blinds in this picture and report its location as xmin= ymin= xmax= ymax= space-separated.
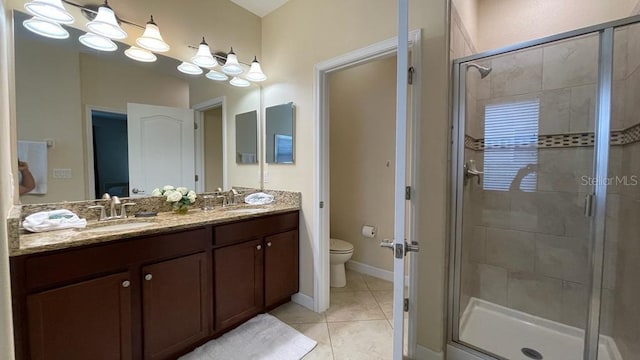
xmin=483 ymin=99 xmax=539 ymax=192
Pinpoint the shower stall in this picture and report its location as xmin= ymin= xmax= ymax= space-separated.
xmin=449 ymin=16 xmax=640 ymax=360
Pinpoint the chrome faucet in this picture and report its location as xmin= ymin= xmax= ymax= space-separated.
xmin=88 ymin=193 xmax=135 ymax=220
xmin=227 ymin=189 xmax=243 ymax=205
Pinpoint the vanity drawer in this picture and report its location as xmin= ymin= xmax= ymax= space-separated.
xmin=213 ymin=211 xmax=299 ymax=246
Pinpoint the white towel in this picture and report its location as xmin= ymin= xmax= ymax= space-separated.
xmin=23 ymin=209 xmax=87 ymax=233
xmin=244 ymin=192 xmax=274 ymax=205
xmin=18 ymin=140 xmax=48 ymax=194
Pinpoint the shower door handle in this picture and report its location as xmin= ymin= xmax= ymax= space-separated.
xmin=464 ymin=160 xmax=483 ymax=185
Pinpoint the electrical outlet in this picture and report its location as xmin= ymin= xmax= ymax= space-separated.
xmin=52 ymin=168 xmax=72 ymax=179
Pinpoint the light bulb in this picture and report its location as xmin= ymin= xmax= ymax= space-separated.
xmin=230 ymin=77 xmax=250 ymax=87
xmin=246 ymin=56 xmax=267 ymax=82
xmin=136 ymin=16 xmax=170 ymax=52
xmin=23 ymin=16 xmax=69 ymax=39
xmin=79 ymin=32 xmax=118 ymax=51
xmin=177 ymin=61 xmax=203 ymax=75
xmin=222 ymin=48 xmax=243 ymax=75
xmin=24 ymin=0 xmax=74 ymax=24
xmin=86 ymin=5 xmax=127 ymax=40
xmin=125 ymin=46 xmax=157 ymax=62
xmin=191 ymin=37 xmax=217 ymax=68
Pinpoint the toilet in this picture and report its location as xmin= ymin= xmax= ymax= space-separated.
xmin=330 ymin=238 xmax=354 ymax=287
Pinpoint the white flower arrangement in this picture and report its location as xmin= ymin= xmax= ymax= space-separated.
xmin=152 ymin=185 xmax=197 ymax=213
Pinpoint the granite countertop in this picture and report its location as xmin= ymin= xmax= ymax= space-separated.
xmin=11 ymin=203 xmax=299 ymax=257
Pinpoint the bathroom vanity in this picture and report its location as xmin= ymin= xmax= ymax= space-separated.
xmin=9 ymin=208 xmax=299 ymax=360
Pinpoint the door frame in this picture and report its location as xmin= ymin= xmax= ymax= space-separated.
xmin=313 ymin=28 xmax=422 ymax=355
xmin=193 ymin=96 xmax=227 ymax=192
xmin=84 ymin=105 xmax=127 ymax=200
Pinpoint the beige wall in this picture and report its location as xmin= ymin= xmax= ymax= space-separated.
xmin=0 ymin=0 xmax=15 ymax=357
xmin=15 ymin=36 xmax=84 ymax=204
xmin=189 ymin=79 xmax=261 ymax=189
xmin=204 ymin=107 xmax=224 ymax=191
xmin=329 ymin=56 xmax=396 ymax=272
xmin=477 ymin=0 xmax=635 ymax=52
xmin=452 ymin=0 xmax=477 ymax=46
xmin=262 ymin=0 xmax=449 ymax=351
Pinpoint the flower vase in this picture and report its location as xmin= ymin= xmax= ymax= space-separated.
xmin=173 ymin=202 xmax=189 ymax=214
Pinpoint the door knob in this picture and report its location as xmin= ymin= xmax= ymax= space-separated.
xmin=144 ymin=274 xmax=153 ymax=281
xmin=131 ymin=188 xmax=145 ymax=194
xmin=380 ymin=239 xmax=394 ymax=250
xmin=267 ymin=242 xmax=272 ymax=247
xmin=256 ymin=244 xmax=262 ymax=250
xmin=405 ymin=241 xmax=420 ymax=253
xmin=122 ymin=280 xmax=130 ymax=288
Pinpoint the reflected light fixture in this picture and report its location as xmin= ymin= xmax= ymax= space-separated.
xmin=191 ymin=37 xmax=217 ymax=68
xmin=136 ymin=15 xmax=170 ymax=52
xmin=86 ymin=1 xmax=127 ymax=40
xmin=125 ymin=46 xmax=157 ymax=62
xmin=222 ymin=47 xmax=243 ymax=75
xmin=79 ymin=32 xmax=117 ymax=51
xmin=23 ymin=16 xmax=69 ymax=39
xmin=245 ymin=56 xmax=267 ymax=82
xmin=177 ymin=61 xmax=203 ymax=75
xmin=229 ymin=77 xmax=250 ymax=87
xmin=24 ymin=0 xmax=74 ymax=24
xmin=205 ymin=70 xmax=228 ymax=81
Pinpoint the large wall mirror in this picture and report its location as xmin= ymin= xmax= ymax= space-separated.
xmin=12 ymin=10 xmax=261 ymax=204
xmin=265 ymin=102 xmax=295 ymax=164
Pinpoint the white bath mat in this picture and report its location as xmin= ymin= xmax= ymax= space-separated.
xmin=180 ymin=313 xmax=317 ymax=360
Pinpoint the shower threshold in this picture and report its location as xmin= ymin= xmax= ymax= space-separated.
xmin=459 ymin=298 xmax=622 ymax=360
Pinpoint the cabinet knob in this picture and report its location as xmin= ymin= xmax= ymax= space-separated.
xmin=122 ymin=280 xmax=130 ymax=288
xmin=256 ymin=244 xmax=262 ymax=250
xmin=145 ymin=274 xmax=153 ymax=281
xmin=267 ymin=242 xmax=272 ymax=247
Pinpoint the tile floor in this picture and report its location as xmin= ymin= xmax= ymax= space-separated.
xmin=270 ymin=270 xmax=396 ymax=360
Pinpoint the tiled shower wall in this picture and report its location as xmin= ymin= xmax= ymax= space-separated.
xmin=460 ymin=24 xmax=640 ymax=340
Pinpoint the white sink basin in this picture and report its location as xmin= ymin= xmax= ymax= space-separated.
xmin=83 ymin=222 xmax=154 ymax=233
xmin=224 ymin=208 xmax=270 ymax=214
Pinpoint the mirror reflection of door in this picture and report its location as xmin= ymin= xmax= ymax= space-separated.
xmin=91 ymin=110 xmax=129 ymax=198
xmin=202 ymin=106 xmax=223 ymax=192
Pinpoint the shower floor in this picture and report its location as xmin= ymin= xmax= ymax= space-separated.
xmin=459 ymin=298 xmax=622 ymax=360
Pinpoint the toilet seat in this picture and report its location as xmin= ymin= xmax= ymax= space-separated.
xmin=330 ymin=238 xmax=353 ymax=253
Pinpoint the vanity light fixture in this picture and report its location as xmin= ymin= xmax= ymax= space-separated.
xmin=191 ymin=37 xmax=218 ymax=68
xmin=23 ymin=16 xmax=69 ymax=39
xmin=245 ymin=56 xmax=267 ymax=82
xmin=79 ymin=32 xmax=117 ymax=51
xmin=24 ymin=0 xmax=74 ymax=24
xmin=177 ymin=61 xmax=203 ymax=75
xmin=222 ymin=47 xmax=243 ymax=75
xmin=86 ymin=1 xmax=127 ymax=40
xmin=206 ymin=70 xmax=229 ymax=81
xmin=125 ymin=46 xmax=157 ymax=62
xmin=136 ymin=15 xmax=170 ymax=52
xmin=229 ymin=76 xmax=250 ymax=87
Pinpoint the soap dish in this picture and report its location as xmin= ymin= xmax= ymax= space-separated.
xmin=134 ymin=211 xmax=157 ymax=217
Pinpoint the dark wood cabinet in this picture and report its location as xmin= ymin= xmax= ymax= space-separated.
xmin=264 ymin=230 xmax=299 ymax=308
xmin=213 ymin=239 xmax=264 ymax=331
xmin=142 ymin=252 xmax=210 ymax=360
xmin=11 ymin=211 xmax=299 ymax=360
xmin=26 ymin=272 xmax=132 ymax=360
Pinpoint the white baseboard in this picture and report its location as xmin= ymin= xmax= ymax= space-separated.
xmin=346 ymin=260 xmax=409 ymax=284
xmin=291 ymin=292 xmax=314 ymax=311
xmin=415 ymin=345 xmax=444 ymax=360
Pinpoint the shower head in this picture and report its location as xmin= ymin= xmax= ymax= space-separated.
xmin=466 ymin=63 xmax=492 ymax=79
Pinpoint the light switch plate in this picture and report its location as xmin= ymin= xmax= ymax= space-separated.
xmin=52 ymin=168 xmax=72 ymax=179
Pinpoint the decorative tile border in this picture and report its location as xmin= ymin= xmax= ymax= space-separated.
xmin=465 ymin=123 xmax=640 ymax=150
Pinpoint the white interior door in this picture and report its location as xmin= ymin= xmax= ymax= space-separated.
xmin=392 ymin=0 xmax=412 ymax=359
xmin=127 ymin=103 xmax=195 ymax=197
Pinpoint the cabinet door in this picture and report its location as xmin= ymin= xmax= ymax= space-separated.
xmin=142 ymin=252 xmax=209 ymax=360
xmin=214 ymin=239 xmax=264 ymax=331
xmin=264 ymin=230 xmax=299 ymax=308
xmin=27 ymin=272 xmax=132 ymax=360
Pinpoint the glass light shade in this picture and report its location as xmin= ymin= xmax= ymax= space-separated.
xmin=136 ymin=19 xmax=170 ymax=52
xmin=23 ymin=17 xmax=69 ymax=39
xmin=229 ymin=77 xmax=250 ymax=87
xmin=24 ymin=0 xmax=74 ymax=24
xmin=86 ymin=6 xmax=127 ymax=40
xmin=125 ymin=46 xmax=157 ymax=62
xmin=191 ymin=39 xmax=217 ymax=68
xmin=79 ymin=32 xmax=117 ymax=52
xmin=222 ymin=49 xmax=243 ymax=75
xmin=246 ymin=57 xmax=267 ymax=82
xmin=177 ymin=61 xmax=203 ymax=75
xmin=205 ymin=70 xmax=228 ymax=81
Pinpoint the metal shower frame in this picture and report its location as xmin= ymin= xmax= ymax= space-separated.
xmin=448 ymin=14 xmax=640 ymax=360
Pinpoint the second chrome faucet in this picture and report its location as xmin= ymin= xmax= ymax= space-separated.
xmin=88 ymin=193 xmax=136 ymax=220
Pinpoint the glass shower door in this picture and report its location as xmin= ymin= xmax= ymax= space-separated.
xmin=453 ymin=32 xmax=602 ymax=360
